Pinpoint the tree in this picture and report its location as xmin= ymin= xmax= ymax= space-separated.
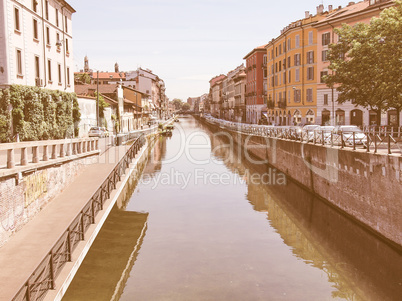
xmin=74 ymin=73 xmax=91 ymax=85
xmin=325 ymin=0 xmax=402 ymax=126
xmin=182 ymin=103 xmax=190 ymax=111
xmin=171 ymin=98 xmax=183 ymax=110
xmin=94 ymin=92 xmax=109 ymax=120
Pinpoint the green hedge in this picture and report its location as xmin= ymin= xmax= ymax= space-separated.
xmin=0 ymin=85 xmax=80 ymax=142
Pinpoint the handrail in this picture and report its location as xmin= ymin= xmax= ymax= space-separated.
xmin=203 ymin=116 xmax=401 ymax=156
xmin=12 ymin=134 xmax=146 ymax=301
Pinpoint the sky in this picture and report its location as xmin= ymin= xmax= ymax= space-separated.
xmin=68 ymin=0 xmax=351 ymax=101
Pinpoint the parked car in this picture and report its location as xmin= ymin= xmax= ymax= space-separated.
xmin=88 ymin=126 xmax=109 ymax=138
xmin=302 ymin=125 xmax=321 ymax=142
xmin=318 ymin=126 xmax=336 ymax=144
xmin=335 ymin=125 xmax=367 ymax=146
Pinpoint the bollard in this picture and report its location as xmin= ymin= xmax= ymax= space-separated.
xmin=7 ymin=149 xmax=15 ymax=168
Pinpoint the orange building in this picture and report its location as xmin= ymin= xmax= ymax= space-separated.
xmin=266 ymin=5 xmax=329 ymax=125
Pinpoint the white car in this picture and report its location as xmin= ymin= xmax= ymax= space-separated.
xmin=88 ymin=127 xmax=109 ymax=138
xmin=302 ymin=125 xmax=321 ymax=142
xmin=335 ymin=126 xmax=367 ymax=146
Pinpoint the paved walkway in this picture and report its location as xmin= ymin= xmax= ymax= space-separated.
xmin=0 ymin=143 xmax=133 ymax=301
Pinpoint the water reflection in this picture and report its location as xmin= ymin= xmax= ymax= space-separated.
xmin=64 ymin=117 xmax=401 ymax=301
xmin=205 ymin=120 xmax=402 ymax=301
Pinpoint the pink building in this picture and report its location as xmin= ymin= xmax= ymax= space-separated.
xmin=314 ymin=0 xmax=398 ymax=126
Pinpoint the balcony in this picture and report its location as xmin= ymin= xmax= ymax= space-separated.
xmin=278 ymin=98 xmax=287 ymax=109
xmin=267 ymin=99 xmax=275 ymax=109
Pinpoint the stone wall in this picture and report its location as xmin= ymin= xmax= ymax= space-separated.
xmin=0 ymin=156 xmax=98 ymax=247
xmin=206 ymin=123 xmax=402 ymax=247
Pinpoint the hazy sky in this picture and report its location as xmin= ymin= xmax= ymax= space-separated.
xmin=68 ymin=0 xmax=350 ymax=100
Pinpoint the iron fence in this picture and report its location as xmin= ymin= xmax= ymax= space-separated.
xmin=205 ymin=117 xmax=401 ymax=155
xmin=12 ymin=134 xmax=146 ymax=301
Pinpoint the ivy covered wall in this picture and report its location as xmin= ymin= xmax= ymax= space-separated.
xmin=0 ymin=85 xmax=80 ymax=142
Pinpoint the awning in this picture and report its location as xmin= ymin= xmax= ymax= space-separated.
xmin=262 ymin=112 xmax=268 ymax=118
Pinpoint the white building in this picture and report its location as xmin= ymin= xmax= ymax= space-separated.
xmin=0 ymin=0 xmax=75 ymax=92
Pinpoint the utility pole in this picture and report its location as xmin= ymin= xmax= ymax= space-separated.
xmin=97 ymin=71 xmax=99 ymax=127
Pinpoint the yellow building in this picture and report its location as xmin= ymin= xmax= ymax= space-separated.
xmin=266 ymin=6 xmax=329 ymax=125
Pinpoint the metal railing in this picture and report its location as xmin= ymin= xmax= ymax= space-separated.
xmin=204 ymin=116 xmax=402 ymax=155
xmin=12 ymin=134 xmax=146 ymax=301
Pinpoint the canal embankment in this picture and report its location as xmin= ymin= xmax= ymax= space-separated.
xmin=201 ymin=118 xmax=402 ymax=248
xmin=0 ymin=132 xmax=160 ymax=301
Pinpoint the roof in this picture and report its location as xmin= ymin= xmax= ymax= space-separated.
xmin=316 ymin=1 xmax=369 ymax=25
xmin=58 ymin=0 xmax=76 ymax=13
xmin=209 ymin=74 xmax=226 ymax=86
xmin=76 ymin=94 xmax=117 ymax=105
xmin=122 ymin=85 xmax=147 ymax=96
xmin=314 ymin=0 xmax=394 ymax=27
xmin=243 ymin=44 xmax=268 ymax=59
xmin=91 ymin=72 xmax=126 ymax=80
xmin=75 ymin=84 xmax=118 ymax=96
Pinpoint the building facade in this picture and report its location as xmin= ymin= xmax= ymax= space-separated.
xmin=209 ymin=74 xmax=226 ymax=118
xmin=266 ymin=6 xmax=328 ymax=126
xmin=314 ymin=0 xmax=398 ymax=126
xmin=244 ymin=45 xmax=267 ymax=124
xmin=0 ymin=0 xmax=75 ymax=92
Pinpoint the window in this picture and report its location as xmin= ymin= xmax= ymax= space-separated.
xmin=287 ymin=56 xmax=291 ymax=68
xmin=307 ymin=67 xmax=314 ymax=80
xmin=308 ymin=31 xmax=313 ymax=45
xmin=283 ymin=72 xmax=286 ymax=84
xmin=320 ymin=71 xmax=328 ymax=83
xmin=45 ymin=1 xmax=49 ymax=20
xmin=58 ymin=64 xmax=62 ymax=84
xmin=295 ymin=35 xmax=300 ymax=48
xmin=307 ymin=51 xmax=314 ymax=64
xmin=279 ymin=62 xmax=281 ymax=72
xmin=295 ymin=69 xmax=300 ymax=82
xmin=283 ymin=41 xmax=286 ymax=52
xmin=275 ymin=63 xmax=278 ymax=73
xmin=46 ymin=27 xmax=50 ymax=45
xmin=288 ymin=70 xmax=291 ymax=83
xmin=33 ymin=19 xmax=39 ymax=40
xmin=263 ymin=69 xmax=267 ymax=78
xmin=287 ymin=38 xmax=291 ymax=50
xmin=32 ymin=0 xmax=38 ymax=12
xmin=65 ymin=38 xmax=69 ymax=53
xmin=306 ymin=89 xmax=313 ymax=102
xmin=283 ymin=59 xmax=286 ymax=69
xmin=35 ymin=56 xmax=40 ymax=79
xmin=56 ymin=9 xmax=59 ymax=27
xmin=324 ymin=94 xmax=328 ymax=105
xmin=275 ymin=75 xmax=278 ymax=86
xmin=294 ymin=89 xmax=301 ymax=102
xmin=279 ymin=44 xmax=282 ymax=55
xmin=294 ymin=54 xmax=301 ymax=66
xmin=16 ymin=49 xmax=23 ymax=75
xmin=65 ymin=16 xmax=68 ymax=33
xmin=48 ymin=60 xmax=52 ymax=82
xmin=322 ymin=32 xmax=331 ymax=46
xmin=322 ymin=50 xmax=328 ymax=62
xmin=14 ymin=7 xmax=20 ymax=31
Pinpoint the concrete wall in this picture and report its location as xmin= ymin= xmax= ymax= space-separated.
xmin=206 ymin=122 xmax=402 ymax=246
xmin=0 ymin=155 xmax=98 ymax=247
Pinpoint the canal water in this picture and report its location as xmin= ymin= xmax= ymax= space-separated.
xmin=63 ymin=117 xmax=401 ymax=301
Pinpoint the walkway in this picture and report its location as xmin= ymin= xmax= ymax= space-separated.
xmin=0 ymin=143 xmax=134 ymax=301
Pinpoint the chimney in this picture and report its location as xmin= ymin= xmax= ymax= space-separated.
xmin=317 ymin=4 xmax=324 ymax=14
xmin=329 ymin=5 xmax=333 ymax=11
xmin=348 ymin=2 xmax=355 ymax=6
xmin=305 ymin=11 xmax=310 ymax=18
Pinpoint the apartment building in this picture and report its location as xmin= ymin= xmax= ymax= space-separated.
xmin=314 ymin=0 xmax=397 ymax=126
xmin=209 ymin=74 xmax=226 ymax=118
xmin=266 ymin=6 xmax=329 ymax=126
xmin=244 ymin=45 xmax=267 ymax=124
xmin=0 ymin=0 xmax=75 ymax=92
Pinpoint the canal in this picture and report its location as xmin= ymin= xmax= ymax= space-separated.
xmin=63 ymin=117 xmax=401 ymax=301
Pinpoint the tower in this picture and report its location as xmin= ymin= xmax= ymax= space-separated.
xmin=84 ymin=56 xmax=89 ymax=72
xmin=115 ymin=62 xmax=119 ymax=73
